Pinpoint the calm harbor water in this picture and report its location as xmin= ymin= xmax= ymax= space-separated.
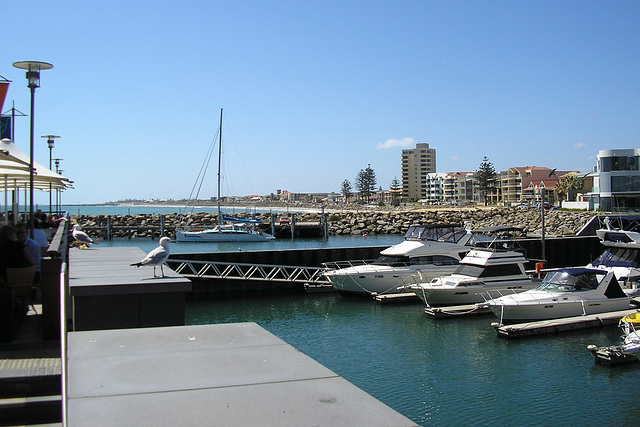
xmin=67 ymin=205 xmax=640 ymax=425
xmin=187 ymin=293 xmax=640 ymax=426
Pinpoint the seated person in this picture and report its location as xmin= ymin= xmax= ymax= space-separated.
xmin=16 ymin=223 xmax=41 ymax=282
xmin=0 ymin=225 xmax=35 ymax=285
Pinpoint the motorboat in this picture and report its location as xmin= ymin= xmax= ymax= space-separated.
xmin=478 ymin=267 xmax=633 ymax=324
xmin=176 ymin=215 xmax=275 ymax=242
xmin=588 ymin=216 xmax=640 ymax=296
xmin=618 ymin=312 xmax=640 ymax=356
xmin=587 ymin=312 xmax=640 ymax=364
xmin=408 ymin=248 xmax=538 ymax=307
xmin=323 ymin=223 xmax=522 ymax=296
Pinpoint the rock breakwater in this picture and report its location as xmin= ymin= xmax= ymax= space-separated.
xmin=73 ymin=208 xmax=597 ymax=239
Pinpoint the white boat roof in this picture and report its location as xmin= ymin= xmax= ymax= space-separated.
xmin=596 ymin=228 xmax=640 ymax=248
xmin=460 ymin=249 xmax=528 ymax=266
xmin=380 ymin=240 xmax=467 ymax=257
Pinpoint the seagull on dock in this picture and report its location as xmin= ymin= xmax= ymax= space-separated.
xmin=72 ymin=224 xmax=97 ymax=247
xmin=130 ymin=237 xmax=172 ymax=277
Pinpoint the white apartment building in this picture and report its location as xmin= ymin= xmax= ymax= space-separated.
xmin=425 ymin=172 xmax=476 ymax=204
xmin=401 ymin=143 xmax=436 ymax=201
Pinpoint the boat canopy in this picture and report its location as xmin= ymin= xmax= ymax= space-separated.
xmin=621 ymin=313 xmax=640 ymax=326
xmin=222 ymin=214 xmax=261 ymax=224
xmin=537 ymin=268 xmax=627 ymax=298
xmin=404 ymin=224 xmax=461 ymax=241
xmin=591 ymin=247 xmax=640 ymax=268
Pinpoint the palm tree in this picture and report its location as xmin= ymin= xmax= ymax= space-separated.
xmin=555 ymin=173 xmax=584 ymax=202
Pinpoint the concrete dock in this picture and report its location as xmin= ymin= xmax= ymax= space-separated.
xmin=69 ymin=247 xmax=192 ymax=330
xmin=66 ymin=323 xmax=417 ymax=426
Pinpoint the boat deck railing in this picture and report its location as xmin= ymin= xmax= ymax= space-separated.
xmin=477 ymin=288 xmax=527 ymax=303
xmin=169 ymin=259 xmax=331 ymax=284
xmin=322 ymin=259 xmax=390 ymax=270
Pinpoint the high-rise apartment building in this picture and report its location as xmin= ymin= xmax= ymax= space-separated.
xmin=401 ymin=142 xmax=436 ymax=201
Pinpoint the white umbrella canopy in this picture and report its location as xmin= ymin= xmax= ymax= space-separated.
xmin=0 ymin=138 xmax=73 ymax=190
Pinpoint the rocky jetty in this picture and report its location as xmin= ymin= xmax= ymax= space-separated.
xmin=73 ymin=207 xmax=597 ymax=239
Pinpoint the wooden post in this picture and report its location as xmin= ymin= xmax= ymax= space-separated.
xmin=270 ymin=213 xmax=276 ymax=236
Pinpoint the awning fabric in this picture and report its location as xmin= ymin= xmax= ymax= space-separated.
xmin=0 ymin=139 xmax=73 ymax=191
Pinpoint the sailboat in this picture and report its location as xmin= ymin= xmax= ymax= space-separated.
xmin=175 ymin=109 xmax=275 ymax=242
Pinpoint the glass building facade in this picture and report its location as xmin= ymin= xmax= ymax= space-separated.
xmin=595 ymin=149 xmax=640 ymax=211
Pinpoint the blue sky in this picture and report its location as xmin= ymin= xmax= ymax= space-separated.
xmin=2 ymin=1 xmax=639 ymax=204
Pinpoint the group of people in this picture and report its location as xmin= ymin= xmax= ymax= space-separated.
xmin=0 ymin=222 xmax=48 ymax=286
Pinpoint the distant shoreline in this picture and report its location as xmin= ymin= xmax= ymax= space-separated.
xmin=68 ymin=200 xmax=496 ymax=214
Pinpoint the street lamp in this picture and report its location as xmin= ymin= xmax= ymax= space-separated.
xmin=57 ymin=169 xmax=64 ymax=212
xmin=53 ymin=158 xmax=62 ymax=214
xmin=12 ymin=61 xmax=53 ymax=238
xmin=41 ymin=134 xmax=60 ymax=215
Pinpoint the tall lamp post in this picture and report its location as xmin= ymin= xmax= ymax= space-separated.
xmin=12 ymin=61 xmax=53 ymax=238
xmin=57 ymin=169 xmax=64 ymax=213
xmin=53 ymin=158 xmax=62 ymax=214
xmin=41 ymin=134 xmax=60 ymax=215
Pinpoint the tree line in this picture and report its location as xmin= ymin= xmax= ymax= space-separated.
xmin=341 ymin=157 xmax=583 ymax=206
xmin=341 ymin=164 xmax=402 ymax=206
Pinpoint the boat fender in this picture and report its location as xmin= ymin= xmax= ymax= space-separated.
xmin=535 ymin=262 xmax=544 ymax=275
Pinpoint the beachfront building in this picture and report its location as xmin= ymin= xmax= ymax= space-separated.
xmin=587 ymin=149 xmax=640 ymax=211
xmin=401 ymin=143 xmax=436 ymax=201
xmin=425 ymin=172 xmax=476 ymax=205
xmin=498 ymin=166 xmax=573 ymax=206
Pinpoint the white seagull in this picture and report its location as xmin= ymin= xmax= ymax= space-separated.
xmin=130 ymin=237 xmax=172 ymax=277
xmin=72 ymin=224 xmax=96 ymax=246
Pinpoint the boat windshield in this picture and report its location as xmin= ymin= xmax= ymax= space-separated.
xmin=438 ymin=229 xmax=469 ymax=244
xmin=372 ymin=256 xmax=410 ymax=267
xmin=404 ymin=225 xmax=460 ymax=241
xmin=410 ymin=255 xmax=460 ymax=266
xmin=452 ymin=263 xmax=523 ymax=278
xmin=535 ymin=270 xmax=605 ymax=292
xmin=591 ymin=248 xmax=640 ymax=268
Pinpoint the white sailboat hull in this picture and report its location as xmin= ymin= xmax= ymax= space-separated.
xmin=175 ymin=228 xmax=275 ymax=242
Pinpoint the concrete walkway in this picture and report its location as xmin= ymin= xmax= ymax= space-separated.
xmin=66 ymin=322 xmax=417 ymax=426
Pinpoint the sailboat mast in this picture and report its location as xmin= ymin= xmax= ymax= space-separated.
xmin=217 ymin=108 xmax=223 ymax=225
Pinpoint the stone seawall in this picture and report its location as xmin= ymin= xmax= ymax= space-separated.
xmin=74 ymin=208 xmax=597 ymax=239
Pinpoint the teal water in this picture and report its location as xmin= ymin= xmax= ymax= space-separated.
xmin=71 ymin=210 xmax=640 ymax=426
xmin=187 ymin=293 xmax=640 ymax=426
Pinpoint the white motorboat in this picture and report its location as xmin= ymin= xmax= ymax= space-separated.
xmin=619 ymin=312 xmax=640 ymax=355
xmin=175 ymin=109 xmax=275 ymax=243
xmin=408 ymin=248 xmax=538 ymax=307
xmin=323 ymin=223 xmax=520 ymax=296
xmin=588 ymin=216 xmax=640 ymax=296
xmin=587 ymin=312 xmax=640 ymax=364
xmin=479 ymin=267 xmax=633 ymax=324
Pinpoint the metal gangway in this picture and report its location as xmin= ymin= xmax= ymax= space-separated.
xmin=168 ymin=258 xmax=332 ymax=286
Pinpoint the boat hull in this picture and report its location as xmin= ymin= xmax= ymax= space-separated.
xmin=175 ymin=230 xmax=275 ymax=242
xmin=325 ymin=265 xmax=458 ymax=295
xmin=412 ymin=280 xmax=537 ymax=307
xmin=488 ymin=299 xmax=634 ymax=323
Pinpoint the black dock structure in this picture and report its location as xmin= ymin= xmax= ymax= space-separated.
xmin=167 ymin=234 xmax=603 ymax=295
